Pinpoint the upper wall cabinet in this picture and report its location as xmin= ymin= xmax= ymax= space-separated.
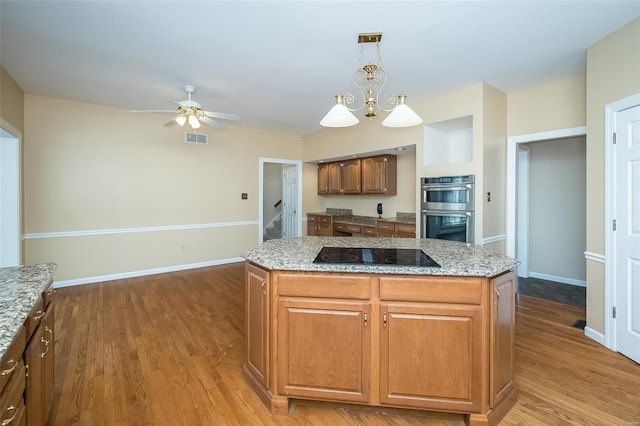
xmin=424 ymin=115 xmax=473 ymax=166
xmin=317 ymin=155 xmax=396 ymax=196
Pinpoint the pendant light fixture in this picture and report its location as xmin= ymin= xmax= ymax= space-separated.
xmin=320 ymin=32 xmax=423 ymax=128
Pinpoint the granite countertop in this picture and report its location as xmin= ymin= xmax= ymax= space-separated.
xmin=308 ymin=211 xmax=416 ymax=226
xmin=0 ymin=263 xmax=56 ymax=361
xmin=243 ymin=237 xmax=517 ymax=277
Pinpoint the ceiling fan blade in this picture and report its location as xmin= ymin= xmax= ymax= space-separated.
xmin=203 ymin=111 xmax=240 ymax=121
xmin=200 ymin=116 xmax=226 ymax=131
xmin=163 ymin=115 xmax=181 ymax=126
xmin=130 ymin=109 xmax=177 ymax=114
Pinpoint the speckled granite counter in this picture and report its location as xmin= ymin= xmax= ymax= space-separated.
xmin=243 ymin=237 xmax=517 ymax=277
xmin=0 ymin=263 xmax=56 ymax=360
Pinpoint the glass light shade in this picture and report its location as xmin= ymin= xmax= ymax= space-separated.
xmin=175 ymin=115 xmax=187 ymax=126
xmin=382 ymin=103 xmax=423 ymax=128
xmin=187 ymin=114 xmax=201 ymax=129
xmin=320 ymin=103 xmax=359 ymax=127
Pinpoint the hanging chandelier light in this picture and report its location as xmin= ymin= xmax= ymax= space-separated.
xmin=320 ymin=32 xmax=423 ymax=128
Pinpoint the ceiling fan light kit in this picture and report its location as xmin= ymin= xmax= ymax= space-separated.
xmin=132 ymin=84 xmax=240 ymax=131
xmin=320 ymin=32 xmax=423 ymax=129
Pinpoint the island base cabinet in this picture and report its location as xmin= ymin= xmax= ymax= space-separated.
xmin=491 ymin=271 xmax=516 ymax=408
xmin=380 ymin=303 xmax=482 ymax=413
xmin=277 ymin=298 xmax=371 ymax=403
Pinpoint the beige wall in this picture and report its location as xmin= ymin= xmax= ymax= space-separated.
xmin=507 ymin=76 xmax=586 ymax=136
xmin=482 ymin=83 xmax=507 ymax=250
xmin=24 ymin=95 xmax=302 ymax=281
xmin=0 ymin=65 xmax=24 ymax=134
xmin=585 ymin=18 xmax=640 ymax=333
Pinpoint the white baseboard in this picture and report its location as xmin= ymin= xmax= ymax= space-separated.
xmin=529 ymin=271 xmax=586 ymax=287
xmin=584 ymin=326 xmax=606 ymax=346
xmin=53 ymin=257 xmax=244 ymax=288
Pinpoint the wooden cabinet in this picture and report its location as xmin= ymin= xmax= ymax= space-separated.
xmin=362 ymin=226 xmax=376 ymax=237
xmin=277 ymin=298 xmax=371 ymax=403
xmin=317 ymin=163 xmax=330 ymax=194
xmin=244 ymin=265 xmax=517 ymax=425
xmin=362 ymin=155 xmax=397 ymax=195
xmin=380 ymin=302 xmax=482 ymax=412
xmin=340 ymin=159 xmax=361 ymax=194
xmin=317 ymin=155 xmax=395 ymax=196
xmin=25 ymin=299 xmax=54 ymax=426
xmin=375 ymin=221 xmax=416 ymax=238
xmin=490 ymin=271 xmax=515 ymax=408
xmin=307 ymin=214 xmax=332 ymax=236
xmin=245 ymin=263 xmax=270 ymax=388
xmin=1 ymin=327 xmax=26 ymax=426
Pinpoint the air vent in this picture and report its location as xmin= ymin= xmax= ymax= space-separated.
xmin=185 ymin=132 xmax=208 ymax=145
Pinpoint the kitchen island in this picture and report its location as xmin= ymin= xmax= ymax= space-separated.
xmin=242 ymin=237 xmax=518 ymax=425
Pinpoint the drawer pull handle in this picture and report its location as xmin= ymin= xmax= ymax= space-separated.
xmin=1 ymin=359 xmax=18 ymax=377
xmin=47 ymin=289 xmax=57 ymax=296
xmin=45 ymin=326 xmax=54 ymax=342
xmin=40 ymin=338 xmax=50 ymax=358
xmin=1 ymin=405 xmax=17 ymax=426
xmin=33 ymin=310 xmax=45 ymax=321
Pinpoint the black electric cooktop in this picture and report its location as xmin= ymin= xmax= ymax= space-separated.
xmin=313 ymin=247 xmax=440 ymax=268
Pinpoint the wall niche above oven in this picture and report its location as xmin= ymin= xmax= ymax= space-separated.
xmin=317 ymin=154 xmax=397 ymax=196
xmin=423 ymin=115 xmax=473 ymax=165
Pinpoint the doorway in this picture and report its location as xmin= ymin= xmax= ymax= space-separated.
xmin=258 ymin=158 xmax=302 ymax=243
xmin=506 ymin=127 xmax=587 ymax=295
xmin=0 ymin=122 xmax=21 ymax=266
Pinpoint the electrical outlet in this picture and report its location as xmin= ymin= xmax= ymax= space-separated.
xmin=241 ymin=193 xmax=248 ymax=200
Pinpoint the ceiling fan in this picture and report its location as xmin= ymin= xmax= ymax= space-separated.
xmin=132 ymin=84 xmax=240 ymax=131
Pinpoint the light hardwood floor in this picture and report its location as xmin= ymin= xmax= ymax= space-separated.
xmin=50 ymin=263 xmax=640 ymax=425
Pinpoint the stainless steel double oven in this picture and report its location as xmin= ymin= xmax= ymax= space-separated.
xmin=421 ymin=175 xmax=475 ymax=244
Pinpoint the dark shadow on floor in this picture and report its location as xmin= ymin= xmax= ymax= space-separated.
xmin=517 ymin=276 xmax=586 ymax=308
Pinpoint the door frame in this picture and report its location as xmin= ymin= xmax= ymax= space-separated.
xmin=258 ymin=158 xmax=302 ymax=243
xmin=0 ymin=118 xmax=22 ymax=266
xmin=604 ymin=93 xmax=640 ymax=351
xmin=506 ymin=126 xmax=586 ymax=258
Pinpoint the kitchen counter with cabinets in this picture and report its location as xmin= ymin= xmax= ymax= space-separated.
xmin=242 ymin=238 xmax=518 ymax=425
xmin=307 ymin=213 xmax=416 ymax=238
xmin=1 ymin=263 xmax=57 ymax=426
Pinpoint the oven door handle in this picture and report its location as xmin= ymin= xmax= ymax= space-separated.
xmin=422 ymin=210 xmax=469 ymax=217
xmin=422 ymin=184 xmax=472 ymax=191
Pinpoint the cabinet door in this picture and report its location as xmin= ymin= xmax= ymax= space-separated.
xmin=307 ymin=215 xmax=319 ymax=236
xmin=362 ymin=155 xmax=397 ymax=195
xmin=41 ymin=307 xmax=54 ymax=423
xmin=491 ymin=271 xmax=515 ymax=408
xmin=341 ymin=159 xmax=361 ymax=194
xmin=318 ymin=216 xmax=332 ymax=236
xmin=277 ymin=298 xmax=371 ymax=403
xmin=327 ymin=163 xmax=342 ymax=194
xmin=246 ymin=264 xmax=270 ymax=388
xmin=380 ymin=302 xmax=482 ymax=412
xmin=317 ymin=164 xmax=330 ymax=194
xmin=24 ymin=325 xmax=44 ymax=426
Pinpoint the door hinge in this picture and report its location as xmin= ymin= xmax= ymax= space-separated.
xmin=613 ymin=306 xmax=617 ymax=318
xmin=613 ymin=219 xmax=617 ymax=231
xmin=613 ymin=132 xmax=617 ymax=144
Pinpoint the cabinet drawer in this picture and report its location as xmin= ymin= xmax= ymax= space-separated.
xmin=376 ymin=221 xmax=396 ymax=232
xmin=0 ymin=327 xmax=25 ymax=394
xmin=0 ymin=359 xmax=25 ymax=423
xmin=307 ymin=215 xmax=318 ymax=223
xmin=397 ymin=223 xmax=416 ymax=233
xmin=319 ymin=216 xmax=331 ymax=224
xmin=334 ymin=223 xmax=347 ymax=232
xmin=362 ymin=226 xmax=376 ymax=236
xmin=380 ymin=276 xmax=483 ymax=304
xmin=277 ymin=273 xmax=371 ymax=299
xmin=346 ymin=224 xmax=362 ymax=233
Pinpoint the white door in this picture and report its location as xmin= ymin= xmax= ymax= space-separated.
xmin=615 ymin=104 xmax=640 ymax=363
xmin=281 ymin=165 xmax=298 ymax=239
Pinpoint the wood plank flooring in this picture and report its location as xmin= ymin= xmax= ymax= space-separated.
xmin=50 ymin=263 xmax=640 ymax=425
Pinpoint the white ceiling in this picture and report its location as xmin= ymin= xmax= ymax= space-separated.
xmin=1 ymin=1 xmax=638 ymax=136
